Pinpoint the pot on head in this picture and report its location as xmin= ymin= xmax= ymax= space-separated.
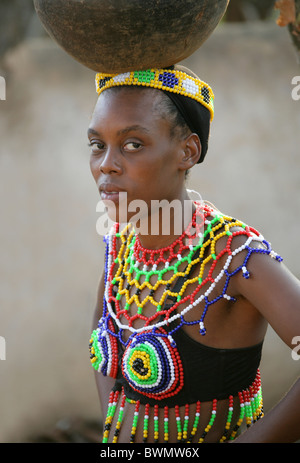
xmin=33 ymin=0 xmax=229 ymax=73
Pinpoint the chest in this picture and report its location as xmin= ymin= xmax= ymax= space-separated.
xmin=105 ymin=224 xmax=235 ymax=342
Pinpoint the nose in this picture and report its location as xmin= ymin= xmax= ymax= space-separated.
xmin=98 ymin=147 xmax=122 ymax=175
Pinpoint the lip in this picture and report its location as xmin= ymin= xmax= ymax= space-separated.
xmin=99 ymin=183 xmax=126 ymax=203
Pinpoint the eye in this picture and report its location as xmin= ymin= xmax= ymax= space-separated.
xmin=88 ymin=141 xmax=105 ymax=154
xmin=124 ymin=141 xmax=142 ymax=152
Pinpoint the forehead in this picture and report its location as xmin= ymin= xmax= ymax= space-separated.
xmin=90 ymin=87 xmax=168 ymax=131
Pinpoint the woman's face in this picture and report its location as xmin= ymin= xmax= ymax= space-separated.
xmin=88 ymin=88 xmax=187 ymax=223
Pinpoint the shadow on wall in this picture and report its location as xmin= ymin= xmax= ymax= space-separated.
xmin=0 ymin=20 xmax=299 ymax=442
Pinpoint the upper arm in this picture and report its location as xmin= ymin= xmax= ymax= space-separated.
xmin=234 ymin=251 xmax=300 ymax=348
xmin=92 ymin=270 xmax=105 ymax=330
xmin=91 ymin=270 xmax=116 ymax=412
xmin=92 ymin=229 xmax=120 ymax=330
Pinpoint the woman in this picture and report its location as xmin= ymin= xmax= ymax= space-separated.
xmin=88 ymin=66 xmax=300 ymax=443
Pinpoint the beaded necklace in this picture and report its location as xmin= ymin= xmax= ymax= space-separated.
xmin=89 ymin=201 xmax=282 ymax=442
xmin=101 ymin=202 xmax=281 ymax=341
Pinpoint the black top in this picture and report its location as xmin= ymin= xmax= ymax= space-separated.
xmin=113 ymin=320 xmax=262 ymax=407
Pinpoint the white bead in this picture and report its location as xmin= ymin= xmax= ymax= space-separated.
xmin=113 ymin=72 xmax=131 ymax=83
xmin=224 ymin=257 xmax=232 ymax=269
xmin=168 ymin=335 xmax=174 ymax=345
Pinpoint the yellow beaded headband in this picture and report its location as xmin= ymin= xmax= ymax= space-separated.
xmin=95 ymin=68 xmax=214 ymax=121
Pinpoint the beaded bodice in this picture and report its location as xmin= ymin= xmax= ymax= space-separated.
xmin=90 ymin=202 xmax=282 ymax=396
xmin=89 ymin=201 xmax=282 ymax=443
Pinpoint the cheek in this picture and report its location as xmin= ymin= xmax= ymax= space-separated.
xmin=145 ymin=154 xmax=175 ymax=185
xmin=89 ymin=156 xmax=99 ymax=182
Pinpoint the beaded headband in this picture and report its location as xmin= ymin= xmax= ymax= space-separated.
xmin=95 ymin=68 xmax=214 ymax=122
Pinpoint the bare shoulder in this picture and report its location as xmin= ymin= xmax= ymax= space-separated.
xmin=203 ymin=203 xmax=281 ymax=274
xmin=201 ymin=204 xmax=300 ymax=347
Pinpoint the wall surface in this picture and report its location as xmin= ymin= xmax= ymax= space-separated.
xmin=0 ymin=21 xmax=299 ymax=442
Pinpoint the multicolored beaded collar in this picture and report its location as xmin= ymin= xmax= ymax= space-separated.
xmin=95 ymin=68 xmax=215 ymax=121
xmin=105 ymin=204 xmax=280 ymax=336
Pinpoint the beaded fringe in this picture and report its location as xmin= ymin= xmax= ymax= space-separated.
xmin=102 ymin=371 xmax=264 ymax=444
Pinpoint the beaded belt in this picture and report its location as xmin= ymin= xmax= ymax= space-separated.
xmin=102 ymin=370 xmax=263 ymax=443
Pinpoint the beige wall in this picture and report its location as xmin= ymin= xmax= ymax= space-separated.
xmin=0 ymin=21 xmax=299 ymax=442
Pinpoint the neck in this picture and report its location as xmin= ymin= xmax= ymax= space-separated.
xmin=134 ymin=189 xmax=196 ymax=250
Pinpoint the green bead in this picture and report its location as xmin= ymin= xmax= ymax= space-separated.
xmin=209 ymin=415 xmax=215 ymax=425
xmin=134 ymin=70 xmax=155 ymax=83
xmin=133 ymin=416 xmax=139 ymax=426
xmin=135 ymin=271 xmax=141 ymax=280
xmin=145 ymin=271 xmax=154 ymax=282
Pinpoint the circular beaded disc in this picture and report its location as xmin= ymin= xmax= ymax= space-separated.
xmin=33 ymin=0 xmax=229 ymax=73
xmin=121 ymin=329 xmax=184 ymax=400
xmin=89 ymin=318 xmax=119 ymax=378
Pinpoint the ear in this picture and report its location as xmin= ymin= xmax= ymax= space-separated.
xmin=178 ymin=133 xmax=202 ymax=170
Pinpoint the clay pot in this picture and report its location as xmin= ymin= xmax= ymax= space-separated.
xmin=33 ymin=0 xmax=229 ymax=73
